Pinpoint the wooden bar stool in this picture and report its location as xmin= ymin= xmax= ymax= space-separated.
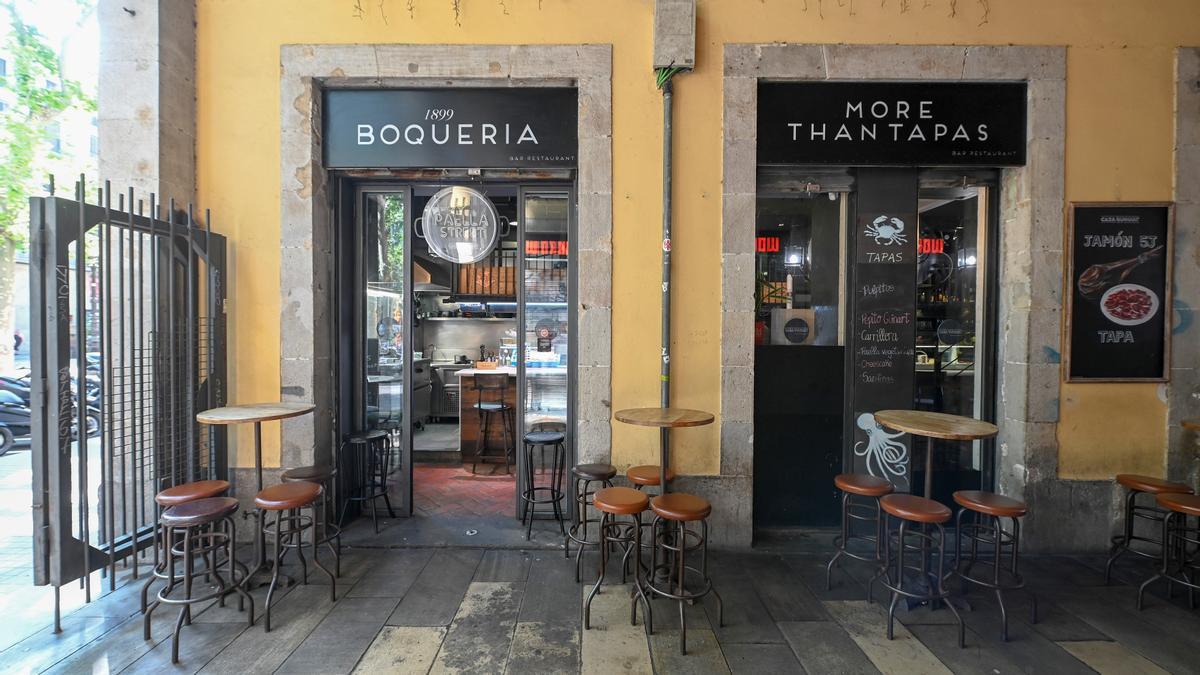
xmin=140 ymin=479 xmax=231 ymax=615
xmin=144 ymin=496 xmax=252 ymax=664
xmin=583 ymin=487 xmax=653 ymax=636
xmin=647 ymin=492 xmax=723 ymax=655
xmin=520 ymin=431 xmax=567 ymax=540
xmin=952 ymin=490 xmax=1037 ymax=641
xmin=1138 ymin=492 xmax=1200 ymax=610
xmin=281 ymin=464 xmax=341 ymax=576
xmin=1106 ymin=474 xmax=1194 ymax=583
xmin=472 ymin=373 xmax=515 ymax=474
xmin=252 ymin=481 xmax=336 ymax=631
xmin=566 ymin=463 xmax=616 ymax=582
xmin=827 ymin=473 xmax=893 ymax=593
xmin=627 ymin=464 xmax=675 ymax=493
xmin=337 ymin=430 xmax=395 ymax=534
xmin=875 ymin=493 xmax=964 ymax=648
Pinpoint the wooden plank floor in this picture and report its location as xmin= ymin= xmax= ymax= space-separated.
xmin=4 ymin=543 xmax=1200 ymax=674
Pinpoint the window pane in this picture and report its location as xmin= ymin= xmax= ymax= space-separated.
xmin=915 ymin=186 xmax=986 ymax=485
xmin=755 ymin=195 xmax=842 ymax=346
xmin=364 ymin=192 xmax=405 ymax=428
xmin=522 ymin=192 xmax=569 ymax=435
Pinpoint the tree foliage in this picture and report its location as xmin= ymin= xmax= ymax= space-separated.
xmin=0 ymin=0 xmax=94 ymax=245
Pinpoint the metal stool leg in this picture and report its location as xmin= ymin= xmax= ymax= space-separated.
xmin=583 ymin=512 xmax=610 ymax=630
xmin=1106 ymin=489 xmax=1138 ymax=583
xmin=827 ymin=492 xmax=850 ymax=590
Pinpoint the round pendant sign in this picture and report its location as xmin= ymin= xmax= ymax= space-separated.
xmin=421 ymin=186 xmax=500 ymax=264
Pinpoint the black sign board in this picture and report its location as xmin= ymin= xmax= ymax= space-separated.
xmin=758 ymin=82 xmax=1027 ymax=166
xmin=324 ymin=88 xmax=578 ymax=169
xmin=847 ymin=169 xmax=918 ymax=491
xmin=1067 ymin=203 xmax=1173 ymax=381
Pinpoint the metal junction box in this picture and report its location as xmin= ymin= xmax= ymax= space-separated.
xmin=653 ymin=0 xmax=696 ymax=70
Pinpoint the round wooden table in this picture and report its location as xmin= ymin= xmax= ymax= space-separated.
xmin=873 ymin=410 xmax=998 ymax=499
xmin=614 ymin=407 xmax=714 ymax=493
xmin=196 ymin=402 xmax=316 ymax=492
xmin=197 ymin=402 xmax=315 ymax=580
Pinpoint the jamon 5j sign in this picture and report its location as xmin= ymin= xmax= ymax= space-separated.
xmin=324 ymin=88 xmax=578 ymax=169
xmin=757 ymin=81 xmax=1027 ymax=166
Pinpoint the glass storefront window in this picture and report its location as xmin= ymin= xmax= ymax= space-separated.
xmin=915 ymin=185 xmax=990 ymax=492
xmin=521 ymin=191 xmax=570 ymax=436
xmin=754 ymin=195 xmax=844 ymax=346
xmin=363 ymin=192 xmax=406 ymax=428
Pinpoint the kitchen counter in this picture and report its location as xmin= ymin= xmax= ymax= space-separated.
xmin=456 ymin=366 xmax=567 ymax=460
xmin=454 ymin=366 xmax=567 ymax=377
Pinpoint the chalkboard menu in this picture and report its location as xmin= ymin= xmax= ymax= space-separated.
xmin=847 ymin=169 xmax=918 ymax=491
xmin=1067 ymin=203 xmax=1173 ymax=381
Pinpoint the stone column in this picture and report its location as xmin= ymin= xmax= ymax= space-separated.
xmin=1169 ymin=48 xmax=1200 ymax=484
xmin=95 ymin=0 xmax=199 ymax=531
xmin=97 ymin=0 xmax=196 ymax=206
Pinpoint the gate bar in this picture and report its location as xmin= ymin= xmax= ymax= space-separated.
xmin=75 ymin=176 xmax=91 ymax=601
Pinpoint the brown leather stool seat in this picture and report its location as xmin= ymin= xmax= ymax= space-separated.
xmin=1156 ymin=492 xmax=1200 ymax=516
xmin=572 ymin=463 xmax=617 ymax=482
xmin=146 ymin=496 xmax=252 ymax=663
xmin=161 ymin=497 xmax=239 ymax=528
xmin=567 ymin=463 xmax=619 ymax=583
xmin=593 ymin=486 xmax=649 ymax=516
xmin=877 ymin=493 xmax=964 ymax=647
xmin=281 ymin=465 xmax=334 ymax=482
xmin=651 ymin=492 xmax=711 ymax=522
xmin=255 ymin=481 xmax=322 ymax=511
xmin=834 ymin=473 xmax=893 ymax=497
xmin=643 ymin=491 xmax=724 ymax=653
xmin=1107 ymin=475 xmax=1194 ymax=584
xmin=627 ymin=465 xmax=675 ymax=487
xmin=155 ymin=480 xmax=230 ymax=506
xmin=953 ymin=490 xmax=1027 ymax=518
xmin=880 ymin=494 xmax=951 ymax=524
xmin=1116 ymin=474 xmax=1193 ymax=495
xmin=1139 ymin=492 xmax=1200 ymax=610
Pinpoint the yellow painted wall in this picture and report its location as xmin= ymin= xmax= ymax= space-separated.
xmin=195 ymin=0 xmax=1200 ymax=478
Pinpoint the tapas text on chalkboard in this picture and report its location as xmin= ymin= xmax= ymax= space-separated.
xmin=1067 ymin=203 xmax=1173 ymax=381
xmin=847 ymin=169 xmax=918 ymax=491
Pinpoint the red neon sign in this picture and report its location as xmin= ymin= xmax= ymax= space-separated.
xmin=525 ymin=239 xmax=569 ymax=256
xmin=918 ymin=238 xmax=944 ymax=255
xmin=756 ymin=236 xmax=781 ymax=253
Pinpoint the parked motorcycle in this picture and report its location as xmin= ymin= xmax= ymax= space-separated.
xmin=0 ymin=384 xmax=100 ymax=457
xmin=0 ymin=390 xmax=30 ymax=456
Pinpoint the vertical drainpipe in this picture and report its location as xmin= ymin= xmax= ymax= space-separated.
xmin=661 ymin=79 xmax=673 ymax=411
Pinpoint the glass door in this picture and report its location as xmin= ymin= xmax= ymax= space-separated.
xmin=517 ymin=187 xmax=574 ymax=516
xmin=913 ymin=181 xmax=994 ymax=501
xmin=752 ymin=189 xmax=849 ymax=528
xmin=358 ymin=187 xmax=413 ymax=516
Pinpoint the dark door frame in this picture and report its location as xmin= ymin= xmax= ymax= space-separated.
xmin=335 ymin=177 xmax=577 ymax=522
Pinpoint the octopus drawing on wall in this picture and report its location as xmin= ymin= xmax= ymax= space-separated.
xmin=853 ymin=412 xmax=908 ymax=489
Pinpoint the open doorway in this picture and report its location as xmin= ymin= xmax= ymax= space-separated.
xmin=339 ymin=180 xmax=575 ymax=545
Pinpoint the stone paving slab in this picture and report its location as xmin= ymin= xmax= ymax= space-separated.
xmin=353 ymin=626 xmax=446 ymax=674
xmin=580 ymin=583 xmax=654 ymax=674
xmin=506 ymin=621 xmax=580 ymax=673
xmin=429 ymin=582 xmax=523 ymax=674
xmin=1058 ymin=639 xmax=1171 ymax=675
xmin=4 ymin=550 xmax=1200 ymax=673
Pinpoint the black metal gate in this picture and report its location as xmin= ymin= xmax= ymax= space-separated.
xmin=28 ymin=177 xmax=227 ymax=629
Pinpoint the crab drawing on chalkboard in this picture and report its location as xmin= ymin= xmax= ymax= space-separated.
xmin=864 ymin=215 xmax=908 ymax=246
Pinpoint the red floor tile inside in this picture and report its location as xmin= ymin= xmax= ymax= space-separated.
xmin=413 ymin=463 xmax=516 ymax=518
